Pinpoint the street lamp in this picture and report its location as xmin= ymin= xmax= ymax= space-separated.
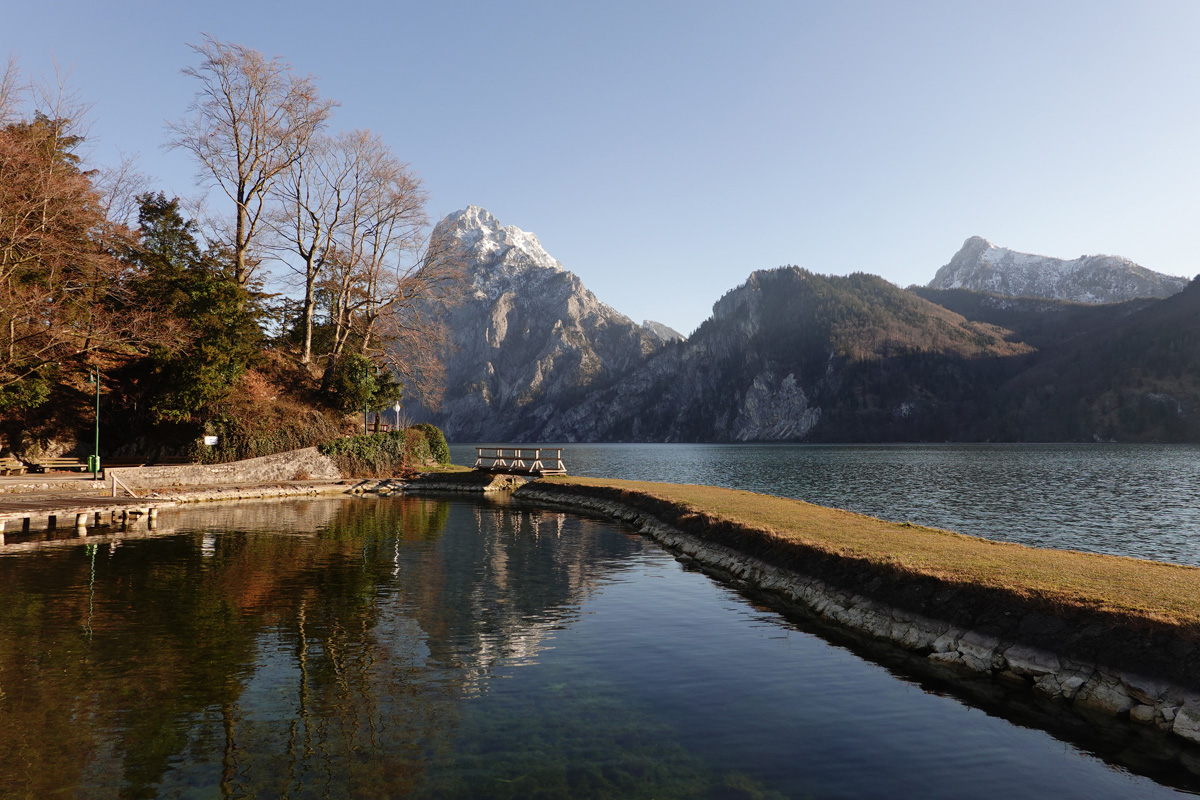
xmin=87 ymin=367 xmax=100 ymax=478
xmin=393 ymin=402 xmax=401 ymax=432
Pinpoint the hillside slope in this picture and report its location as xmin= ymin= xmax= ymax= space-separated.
xmin=993 ymin=277 xmax=1200 ymax=441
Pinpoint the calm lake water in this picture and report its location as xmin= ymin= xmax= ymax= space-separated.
xmin=2 ymin=444 xmax=1199 ymax=797
xmin=452 ymin=443 xmax=1200 ymax=566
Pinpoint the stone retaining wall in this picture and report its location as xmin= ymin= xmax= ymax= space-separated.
xmin=107 ymin=447 xmax=341 ymax=491
xmin=158 ymin=483 xmax=350 ymax=503
xmin=514 ymin=482 xmax=1200 ymax=763
xmin=0 ymin=478 xmax=105 ymax=495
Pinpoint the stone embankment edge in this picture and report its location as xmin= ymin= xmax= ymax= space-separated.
xmin=154 ymin=482 xmax=351 ymax=504
xmin=513 ymin=481 xmax=1200 ymax=756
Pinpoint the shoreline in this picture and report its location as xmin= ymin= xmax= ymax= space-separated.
xmin=8 ymin=466 xmax=1200 ymax=773
xmin=510 ymin=476 xmax=1200 ymax=766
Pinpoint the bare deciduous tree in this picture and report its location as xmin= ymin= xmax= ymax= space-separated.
xmin=95 ymin=151 xmax=152 ymax=228
xmin=373 ymin=228 xmax=463 ymax=409
xmin=320 ymin=132 xmax=424 ymax=356
xmin=167 ymin=35 xmax=336 ymax=287
xmin=269 ymin=133 xmax=354 ymax=364
xmin=310 ymin=130 xmax=462 ymax=407
xmin=0 ymin=56 xmax=23 ymax=127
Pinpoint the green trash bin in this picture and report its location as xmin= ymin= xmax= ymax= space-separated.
xmin=87 ymin=455 xmax=101 ymax=474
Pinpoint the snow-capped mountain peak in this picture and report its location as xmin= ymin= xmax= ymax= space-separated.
xmin=929 ymin=236 xmax=1187 ymax=303
xmin=435 ymin=205 xmax=563 ymax=280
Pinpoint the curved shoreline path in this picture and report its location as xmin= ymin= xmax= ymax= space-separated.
xmin=512 ymin=475 xmax=1200 ymax=768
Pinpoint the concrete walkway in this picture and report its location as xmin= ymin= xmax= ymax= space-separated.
xmin=0 ymin=472 xmax=352 ymax=545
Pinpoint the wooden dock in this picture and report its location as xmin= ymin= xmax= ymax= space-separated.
xmin=474 ymin=447 xmax=567 ymax=476
xmin=0 ymin=495 xmax=176 ymax=544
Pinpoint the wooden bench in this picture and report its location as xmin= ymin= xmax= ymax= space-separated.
xmin=29 ymin=457 xmax=90 ymax=473
xmin=0 ymin=457 xmax=26 ymax=476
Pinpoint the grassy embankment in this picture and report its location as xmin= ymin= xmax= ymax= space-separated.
xmin=531 ymin=476 xmax=1200 ymax=634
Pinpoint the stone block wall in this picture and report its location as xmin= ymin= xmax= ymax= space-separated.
xmin=108 ymin=447 xmax=342 ymax=491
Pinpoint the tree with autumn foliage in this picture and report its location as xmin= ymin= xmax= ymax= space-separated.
xmin=0 ymin=62 xmax=185 ymax=414
xmin=1 ymin=45 xmax=461 ymax=462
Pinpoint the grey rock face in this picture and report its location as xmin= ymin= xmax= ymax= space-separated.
xmin=929 ymin=236 xmax=1188 ymax=303
xmin=731 ymin=371 xmax=820 ymax=441
xmin=420 ymin=207 xmax=665 ymax=441
xmin=641 ymin=319 xmax=685 ymax=344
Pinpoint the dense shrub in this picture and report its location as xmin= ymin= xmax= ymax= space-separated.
xmin=412 ymin=422 xmax=450 ymax=465
xmin=319 ymin=426 xmax=437 ymax=477
xmin=192 ymin=408 xmax=344 ymax=463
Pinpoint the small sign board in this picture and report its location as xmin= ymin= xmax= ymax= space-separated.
xmin=203 ymin=435 xmax=219 ymax=446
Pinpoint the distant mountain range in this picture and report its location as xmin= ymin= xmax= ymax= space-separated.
xmin=928 ymin=236 xmax=1188 ymax=303
xmin=413 ymin=210 xmax=1200 ymax=443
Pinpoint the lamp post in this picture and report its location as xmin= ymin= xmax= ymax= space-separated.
xmin=393 ymin=402 xmax=401 ymax=432
xmin=87 ymin=367 xmax=100 ymax=478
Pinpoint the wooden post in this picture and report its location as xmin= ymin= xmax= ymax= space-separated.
xmin=75 ymin=512 xmax=88 ymax=533
xmin=48 ymin=514 xmax=56 ymax=530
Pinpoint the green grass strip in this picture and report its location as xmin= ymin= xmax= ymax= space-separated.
xmin=533 ymin=476 xmax=1200 ymax=633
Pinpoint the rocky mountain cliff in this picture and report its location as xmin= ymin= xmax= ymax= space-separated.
xmin=928 ymin=236 xmax=1188 ymax=303
xmin=417 ymin=207 xmax=670 ymax=441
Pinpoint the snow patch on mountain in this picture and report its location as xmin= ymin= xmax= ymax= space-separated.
xmin=929 ymin=236 xmax=1188 ymax=303
xmin=641 ymin=320 xmax=684 ymax=344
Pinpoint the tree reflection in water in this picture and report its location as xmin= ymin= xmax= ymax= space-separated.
xmin=0 ymin=496 xmax=772 ymax=799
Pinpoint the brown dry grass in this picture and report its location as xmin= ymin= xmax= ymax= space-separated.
xmin=538 ymin=476 xmax=1200 ymax=630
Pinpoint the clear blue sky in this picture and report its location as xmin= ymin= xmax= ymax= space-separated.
xmin=5 ymin=1 xmax=1199 ymax=335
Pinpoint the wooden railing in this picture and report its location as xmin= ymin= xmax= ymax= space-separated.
xmin=474 ymin=447 xmax=566 ymax=476
xmin=110 ymin=472 xmax=138 ymax=499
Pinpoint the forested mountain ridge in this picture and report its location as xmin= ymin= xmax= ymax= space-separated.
xmin=990 ymin=277 xmax=1200 ymax=441
xmin=910 ymin=287 xmax=1156 ymax=351
xmin=537 ymin=268 xmax=1035 ymax=442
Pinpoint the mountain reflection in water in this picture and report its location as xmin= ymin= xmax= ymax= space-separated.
xmin=0 ymin=495 xmax=1193 ymax=798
